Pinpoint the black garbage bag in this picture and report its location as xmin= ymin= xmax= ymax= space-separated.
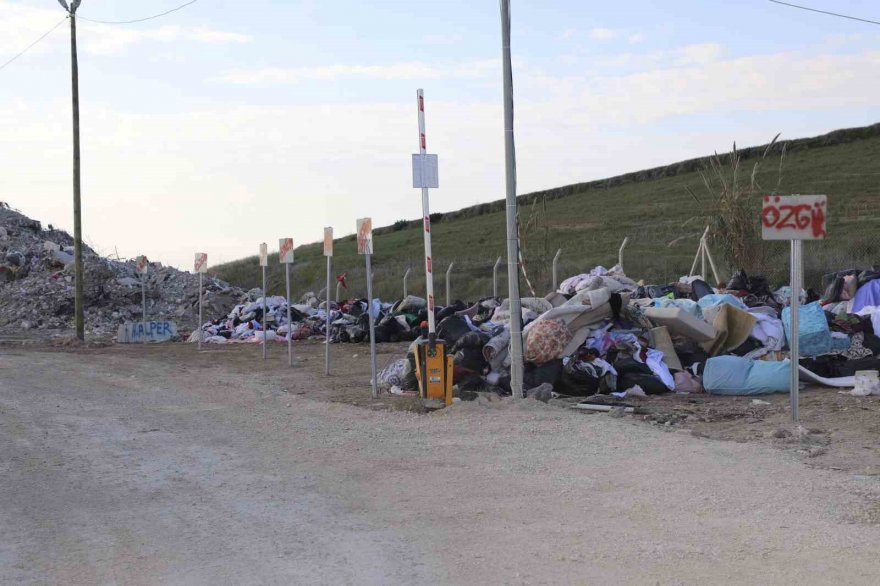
xmin=437 ymin=315 xmax=472 ymax=346
xmin=454 ymin=347 xmax=487 ymax=373
xmin=374 ymin=315 xmax=405 ymax=343
xmin=614 ymin=358 xmax=669 ymax=394
xmin=524 ymin=359 xmax=564 ymax=390
xmin=452 ymin=331 xmax=489 ymax=352
xmin=690 ymin=279 xmax=713 ymax=300
xmin=436 ymin=301 xmax=468 ymax=322
xmin=728 ymin=270 xmax=748 ymax=291
xmin=558 ymin=362 xmax=600 ymax=397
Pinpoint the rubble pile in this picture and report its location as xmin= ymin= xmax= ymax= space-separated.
xmin=0 ymin=204 xmax=243 ymax=338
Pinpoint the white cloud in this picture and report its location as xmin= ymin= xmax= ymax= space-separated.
xmin=560 ymin=28 xmax=576 ymax=40
xmin=628 ymin=33 xmax=645 ymax=44
xmin=589 ymin=27 xmax=619 ymax=40
xmin=187 ymin=27 xmax=253 ymax=44
xmin=423 ymin=34 xmax=465 ymax=45
xmin=82 ymin=24 xmax=252 ymax=55
xmin=597 ymin=43 xmax=724 ymax=70
xmin=213 ymin=59 xmax=499 ymax=85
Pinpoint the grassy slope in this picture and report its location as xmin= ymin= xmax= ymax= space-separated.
xmin=215 ymin=124 xmax=880 ymax=301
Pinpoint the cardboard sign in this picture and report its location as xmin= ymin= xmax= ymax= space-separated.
xmin=279 ymin=238 xmax=294 ymax=264
xmin=356 ymin=218 xmax=373 ymax=255
xmin=259 ymin=242 xmax=268 ymax=267
xmin=135 ymin=255 xmax=149 ymax=275
xmin=194 ymin=253 xmax=208 ymax=274
xmin=324 ymin=227 xmax=334 ymax=257
xmin=762 ymin=195 xmax=827 ymax=240
xmin=412 ymin=153 xmax=439 ymax=188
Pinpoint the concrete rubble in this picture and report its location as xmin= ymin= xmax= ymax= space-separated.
xmin=0 ymin=204 xmax=243 ymax=338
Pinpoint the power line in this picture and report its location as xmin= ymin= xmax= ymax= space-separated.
xmin=78 ymin=0 xmax=199 ymax=25
xmin=0 ymin=17 xmax=68 ymax=73
xmin=768 ymin=0 xmax=880 ymax=26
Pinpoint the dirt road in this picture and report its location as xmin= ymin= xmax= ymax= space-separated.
xmin=2 ymin=344 xmax=880 ymax=585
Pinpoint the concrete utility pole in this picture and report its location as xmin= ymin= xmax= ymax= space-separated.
xmin=500 ymin=0 xmax=524 ymax=399
xmin=60 ymin=0 xmax=85 ymax=340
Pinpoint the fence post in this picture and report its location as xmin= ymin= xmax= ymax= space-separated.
xmin=552 ymin=248 xmax=562 ymax=292
xmin=493 ymin=256 xmax=502 ymax=298
xmin=446 ymin=261 xmax=455 ymax=306
xmin=403 ymin=267 xmax=411 ymax=299
xmin=618 ymin=237 xmax=629 ymax=273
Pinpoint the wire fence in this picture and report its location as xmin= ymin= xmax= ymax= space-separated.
xmin=321 ymin=233 xmax=878 ymax=304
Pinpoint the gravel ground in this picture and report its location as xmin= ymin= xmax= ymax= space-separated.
xmin=2 ymin=344 xmax=880 ymax=585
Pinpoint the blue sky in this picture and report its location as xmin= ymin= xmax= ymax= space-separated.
xmin=1 ymin=0 xmax=879 ymax=268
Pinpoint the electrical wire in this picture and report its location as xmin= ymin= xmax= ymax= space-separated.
xmin=78 ymin=0 xmax=199 ymax=25
xmin=0 ymin=17 xmax=68 ymax=73
xmin=768 ymin=0 xmax=880 ymax=26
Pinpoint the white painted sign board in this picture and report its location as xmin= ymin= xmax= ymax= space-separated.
xmin=356 ymin=218 xmax=373 ymax=255
xmin=762 ymin=195 xmax=827 ymax=241
xmin=279 ymin=238 xmax=294 ymax=264
xmin=259 ymin=242 xmax=269 ymax=266
xmin=324 ymin=227 xmax=334 ymax=257
xmin=194 ymin=253 xmax=208 ymax=274
xmin=412 ymin=154 xmax=439 ymax=188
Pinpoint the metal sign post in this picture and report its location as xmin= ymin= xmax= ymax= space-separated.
xmin=279 ymin=238 xmax=295 ymax=367
xmin=413 ymin=89 xmax=440 ymax=340
xmin=324 ymin=227 xmax=334 ymax=376
xmin=136 ymin=255 xmax=149 ymax=344
xmin=194 ymin=253 xmax=208 ymax=350
xmin=762 ymin=194 xmax=827 ymax=422
xmin=259 ymin=242 xmax=269 ymax=361
xmin=357 ymin=219 xmax=378 ymax=398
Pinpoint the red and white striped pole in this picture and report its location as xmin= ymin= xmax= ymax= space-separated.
xmin=417 ymin=88 xmax=437 ymax=339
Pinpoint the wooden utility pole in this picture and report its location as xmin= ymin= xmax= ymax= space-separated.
xmin=60 ymin=0 xmax=85 ymax=340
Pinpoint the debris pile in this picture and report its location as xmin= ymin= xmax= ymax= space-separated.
xmin=376 ymin=264 xmax=880 ymax=399
xmin=189 ymin=293 xmax=429 ymax=344
xmin=0 ymin=204 xmax=243 ymax=338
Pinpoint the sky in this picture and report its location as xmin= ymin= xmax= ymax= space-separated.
xmin=1 ymin=0 xmax=879 ymax=269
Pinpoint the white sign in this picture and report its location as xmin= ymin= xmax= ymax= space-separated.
xmin=135 ymin=255 xmax=149 ymax=275
xmin=194 ymin=253 xmax=208 ymax=274
xmin=356 ymin=218 xmax=373 ymax=255
xmin=762 ymin=195 xmax=827 ymax=241
xmin=279 ymin=238 xmax=294 ymax=264
xmin=324 ymin=227 xmax=334 ymax=257
xmin=412 ymin=154 xmax=439 ymax=188
xmin=259 ymin=242 xmax=268 ymax=266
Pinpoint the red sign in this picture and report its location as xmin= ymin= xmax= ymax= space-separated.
xmin=194 ymin=253 xmax=208 ymax=274
xmin=761 ymin=195 xmax=827 ymax=241
xmin=279 ymin=238 xmax=294 ymax=264
xmin=135 ymin=255 xmax=149 ymax=275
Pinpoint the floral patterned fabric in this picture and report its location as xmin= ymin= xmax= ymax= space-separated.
xmin=524 ymin=319 xmax=572 ymax=365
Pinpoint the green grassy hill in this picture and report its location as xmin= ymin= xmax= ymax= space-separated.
xmin=214 ymin=123 xmax=880 ymax=302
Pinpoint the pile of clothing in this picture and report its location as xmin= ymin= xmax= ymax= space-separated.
xmin=190 ymin=289 xmax=336 ymax=344
xmin=379 ymin=265 xmax=880 ymax=398
xmin=192 ymin=292 xmax=448 ymax=346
